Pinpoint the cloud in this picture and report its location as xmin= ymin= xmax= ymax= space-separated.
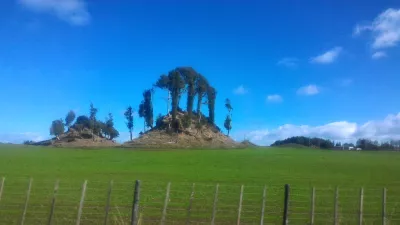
xmin=310 ymin=47 xmax=342 ymax=64
xmin=354 ymin=8 xmax=400 ymax=49
xmin=239 ymin=113 xmax=400 ymax=145
xmin=277 ymin=58 xmax=299 ymax=68
xmin=233 ymin=85 xmax=248 ymax=95
xmin=0 ymin=132 xmax=45 ymax=144
xmin=267 ymin=94 xmax=283 ymax=103
xmin=18 ymin=0 xmax=90 ymax=26
xmin=297 ymin=85 xmax=319 ymax=96
xmin=371 ymin=51 xmax=387 ymax=59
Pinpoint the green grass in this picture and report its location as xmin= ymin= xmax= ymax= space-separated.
xmin=1 ymin=145 xmax=400 ymax=224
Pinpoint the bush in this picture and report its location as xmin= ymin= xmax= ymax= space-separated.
xmin=182 ymin=115 xmax=191 ymax=128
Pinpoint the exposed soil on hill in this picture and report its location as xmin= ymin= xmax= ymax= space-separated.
xmin=123 ymin=113 xmax=244 ymax=149
xmin=31 ymin=128 xmax=118 ymax=148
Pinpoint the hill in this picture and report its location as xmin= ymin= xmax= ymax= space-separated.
xmin=123 ymin=112 xmax=241 ymax=149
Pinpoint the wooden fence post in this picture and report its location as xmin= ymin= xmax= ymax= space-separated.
xmin=104 ymin=180 xmax=113 ymax=225
xmin=310 ymin=187 xmax=315 ymax=225
xmin=260 ymin=186 xmax=267 ymax=225
xmin=131 ymin=180 xmax=141 ymax=225
xmin=76 ymin=180 xmax=87 ymax=225
xmin=186 ymin=183 xmax=195 ymax=225
xmin=359 ymin=187 xmax=364 ymax=225
xmin=161 ymin=182 xmax=171 ymax=225
xmin=282 ymin=184 xmax=290 ymax=225
xmin=48 ymin=179 xmax=59 ymax=225
xmin=333 ymin=186 xmax=339 ymax=225
xmin=237 ymin=185 xmax=244 ymax=225
xmin=382 ymin=188 xmax=387 ymax=225
xmin=20 ymin=178 xmax=33 ymax=225
xmin=0 ymin=177 xmax=4 ymax=203
xmin=211 ymin=184 xmax=219 ymax=225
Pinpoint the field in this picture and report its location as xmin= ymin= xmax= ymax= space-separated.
xmin=1 ymin=145 xmax=400 ymax=224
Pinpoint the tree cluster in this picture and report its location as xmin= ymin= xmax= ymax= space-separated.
xmin=271 ymin=136 xmax=335 ymax=149
xmin=49 ymin=103 xmax=119 ymax=141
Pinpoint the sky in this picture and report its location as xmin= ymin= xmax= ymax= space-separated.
xmin=1 ymin=0 xmax=400 ymax=145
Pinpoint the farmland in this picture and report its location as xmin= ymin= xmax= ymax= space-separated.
xmin=1 ymin=145 xmax=400 ymax=224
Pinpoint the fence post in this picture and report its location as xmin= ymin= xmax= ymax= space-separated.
xmin=237 ymin=185 xmax=244 ymax=225
xmin=333 ymin=186 xmax=339 ymax=225
xmin=131 ymin=180 xmax=141 ymax=225
xmin=104 ymin=180 xmax=113 ymax=225
xmin=260 ymin=185 xmax=267 ymax=225
xmin=48 ymin=179 xmax=59 ymax=225
xmin=76 ymin=180 xmax=87 ymax=225
xmin=282 ymin=184 xmax=290 ymax=225
xmin=211 ymin=184 xmax=219 ymax=225
xmin=359 ymin=187 xmax=364 ymax=225
xmin=20 ymin=178 xmax=33 ymax=225
xmin=186 ymin=183 xmax=195 ymax=225
xmin=310 ymin=187 xmax=315 ymax=225
xmin=0 ymin=177 xmax=5 ymax=203
xmin=382 ymin=188 xmax=387 ymax=225
xmin=161 ymin=182 xmax=171 ymax=225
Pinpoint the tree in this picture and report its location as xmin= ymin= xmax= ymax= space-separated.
xmin=124 ymin=106 xmax=134 ymax=141
xmin=89 ymin=103 xmax=98 ymax=139
xmin=196 ymin=74 xmax=209 ymax=115
xmin=168 ymin=70 xmax=185 ymax=123
xmin=143 ymin=89 xmax=154 ymax=129
xmin=50 ymin=119 xmax=64 ymax=139
xmin=73 ymin=115 xmax=91 ymax=130
xmin=178 ymin=67 xmax=198 ymax=121
xmin=138 ymin=102 xmax=146 ymax=132
xmin=207 ymin=86 xmax=217 ymax=124
xmin=65 ymin=110 xmax=76 ymax=129
xmin=224 ymin=115 xmax=232 ymax=136
xmin=225 ymin=98 xmax=233 ymax=115
xmin=154 ymin=74 xmax=171 ymax=115
xmin=104 ymin=113 xmax=119 ymax=140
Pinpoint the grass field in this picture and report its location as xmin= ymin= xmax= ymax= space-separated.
xmin=1 ymin=145 xmax=400 ymax=224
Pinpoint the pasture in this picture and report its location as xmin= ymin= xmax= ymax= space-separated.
xmin=0 ymin=145 xmax=400 ymax=224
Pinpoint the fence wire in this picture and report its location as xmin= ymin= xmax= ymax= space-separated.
xmin=0 ymin=177 xmax=399 ymax=224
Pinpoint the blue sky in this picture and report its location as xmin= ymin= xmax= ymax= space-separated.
xmin=1 ymin=0 xmax=400 ymax=145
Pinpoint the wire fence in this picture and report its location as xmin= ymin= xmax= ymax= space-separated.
xmin=1 ymin=177 xmax=400 ymax=224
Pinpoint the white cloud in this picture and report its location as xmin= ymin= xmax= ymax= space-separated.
xmin=297 ymin=85 xmax=319 ymax=96
xmin=239 ymin=113 xmax=400 ymax=145
xmin=372 ymin=51 xmax=387 ymax=59
xmin=18 ymin=0 xmax=90 ymax=26
xmin=0 ymin=132 xmax=45 ymax=144
xmin=310 ymin=47 xmax=342 ymax=64
xmin=267 ymin=94 xmax=283 ymax=103
xmin=354 ymin=8 xmax=400 ymax=49
xmin=233 ymin=85 xmax=248 ymax=95
xmin=277 ymin=58 xmax=299 ymax=68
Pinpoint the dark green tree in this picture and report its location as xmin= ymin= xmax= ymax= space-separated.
xmin=178 ymin=67 xmax=198 ymax=120
xmin=50 ymin=119 xmax=64 ymax=139
xmin=225 ymin=98 xmax=233 ymax=115
xmin=207 ymin=86 xmax=217 ymax=124
xmin=103 ymin=113 xmax=119 ymax=140
xmin=89 ymin=103 xmax=99 ymax=139
xmin=65 ymin=110 xmax=76 ymax=129
xmin=154 ymin=74 xmax=171 ymax=115
xmin=224 ymin=115 xmax=232 ymax=136
xmin=143 ymin=89 xmax=154 ymax=129
xmin=138 ymin=102 xmax=146 ymax=132
xmin=124 ymin=106 xmax=134 ymax=141
xmin=196 ymin=74 xmax=209 ymax=115
xmin=168 ymin=70 xmax=185 ymax=122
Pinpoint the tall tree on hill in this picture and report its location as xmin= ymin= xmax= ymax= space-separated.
xmin=50 ymin=119 xmax=64 ymax=140
xmin=143 ymin=89 xmax=154 ymax=129
xmin=89 ymin=103 xmax=98 ymax=140
xmin=224 ymin=98 xmax=233 ymax=136
xmin=168 ymin=69 xmax=185 ymax=122
xmin=178 ymin=67 xmax=198 ymax=121
xmin=124 ymin=106 xmax=134 ymax=141
xmin=154 ymin=74 xmax=171 ymax=115
xmin=65 ymin=110 xmax=76 ymax=129
xmin=207 ymin=86 xmax=217 ymax=124
xmin=138 ymin=102 xmax=146 ymax=132
xmin=196 ymin=74 xmax=209 ymax=114
xmin=104 ymin=113 xmax=119 ymax=140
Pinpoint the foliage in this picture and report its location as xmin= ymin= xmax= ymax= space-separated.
xmin=224 ymin=115 xmax=232 ymax=136
xmin=207 ymin=86 xmax=217 ymax=124
xmin=225 ymin=98 xmax=233 ymax=114
xmin=155 ymin=114 xmax=166 ymax=129
xmin=195 ymin=74 xmax=209 ymax=114
xmin=168 ymin=69 xmax=185 ymax=123
xmin=182 ymin=114 xmax=192 ymax=129
xmin=271 ymin=136 xmax=334 ymax=149
xmin=73 ymin=115 xmax=91 ymax=130
xmin=50 ymin=119 xmax=64 ymax=138
xmin=65 ymin=110 xmax=76 ymax=128
xmin=89 ymin=103 xmax=100 ymax=135
xmin=143 ymin=89 xmax=154 ymax=129
xmin=178 ymin=67 xmax=198 ymax=121
xmin=124 ymin=106 xmax=134 ymax=141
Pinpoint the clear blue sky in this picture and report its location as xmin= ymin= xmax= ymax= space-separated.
xmin=1 ymin=0 xmax=400 ymax=145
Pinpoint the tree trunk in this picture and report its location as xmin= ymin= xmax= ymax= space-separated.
xmin=129 ymin=131 xmax=132 ymax=141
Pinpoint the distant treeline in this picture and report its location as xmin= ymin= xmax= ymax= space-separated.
xmin=271 ymin=136 xmax=400 ymax=151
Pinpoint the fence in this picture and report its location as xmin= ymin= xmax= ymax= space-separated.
xmin=0 ymin=177 xmax=400 ymax=224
